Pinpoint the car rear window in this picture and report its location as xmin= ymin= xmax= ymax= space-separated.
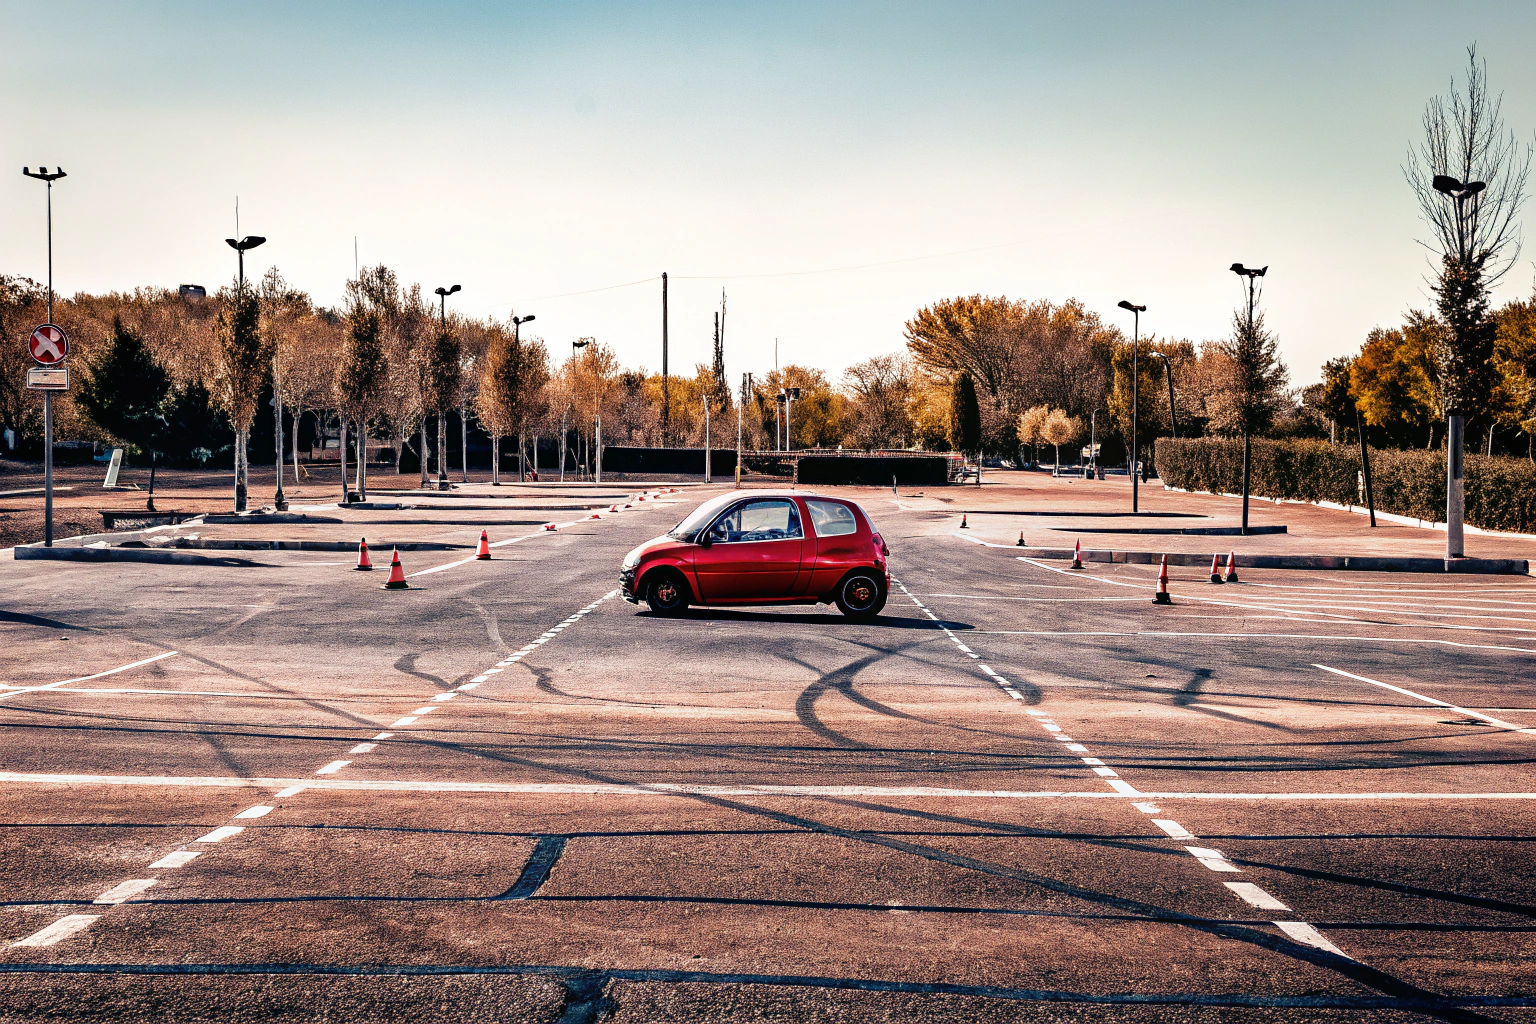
xmin=807 ymin=500 xmax=858 ymax=537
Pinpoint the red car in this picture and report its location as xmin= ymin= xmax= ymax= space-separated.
xmin=620 ymin=491 xmax=891 ymax=621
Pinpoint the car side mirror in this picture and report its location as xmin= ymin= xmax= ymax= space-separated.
xmin=699 ymin=535 xmax=713 ymax=549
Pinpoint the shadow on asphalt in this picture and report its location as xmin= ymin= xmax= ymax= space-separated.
xmin=637 ymin=608 xmax=973 ymax=630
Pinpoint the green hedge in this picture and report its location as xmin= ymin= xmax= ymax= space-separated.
xmin=1154 ymin=437 xmax=1536 ymax=534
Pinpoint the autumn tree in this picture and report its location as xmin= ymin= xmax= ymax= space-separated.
xmin=419 ymin=319 xmax=461 ymax=489
xmin=213 ymin=283 xmax=268 ymax=511
xmin=334 ymin=302 xmax=386 ymax=502
xmin=1041 ymin=408 xmax=1081 ymax=468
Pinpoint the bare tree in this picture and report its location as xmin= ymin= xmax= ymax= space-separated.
xmin=419 ymin=319 xmax=461 ymax=490
xmin=843 ymin=354 xmax=914 ymax=450
xmin=213 ymin=283 xmax=268 ymax=511
xmin=334 ymin=302 xmax=386 ymax=502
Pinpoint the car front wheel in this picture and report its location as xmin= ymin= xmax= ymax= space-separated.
xmin=644 ymin=571 xmax=690 ymax=616
xmin=835 ymin=572 xmax=885 ymax=621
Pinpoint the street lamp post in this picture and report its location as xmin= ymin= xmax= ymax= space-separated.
xmin=22 ymin=166 xmax=66 ymax=546
xmin=1149 ymin=351 xmax=1178 ymax=438
xmin=1229 ymin=264 xmax=1267 ymax=535
xmin=1116 ymin=301 xmax=1146 ymax=514
xmin=225 ymin=234 xmax=267 ymax=512
xmin=433 ymin=285 xmax=460 ymax=492
xmin=510 ymin=314 xmax=535 ymax=483
xmin=571 ymin=339 xmax=590 ymax=480
xmin=1431 ymin=174 xmax=1486 ymax=559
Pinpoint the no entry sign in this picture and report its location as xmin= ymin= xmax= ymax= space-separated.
xmin=29 ymin=323 xmax=68 ymax=365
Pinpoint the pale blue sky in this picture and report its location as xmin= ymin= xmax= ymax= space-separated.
xmin=4 ymin=1 xmax=1536 ymax=385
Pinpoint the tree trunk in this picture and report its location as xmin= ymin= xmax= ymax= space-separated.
xmin=559 ymin=426 xmax=566 ymax=482
xmin=274 ymin=385 xmax=284 ymax=489
xmin=339 ymin=420 xmax=349 ymax=504
xmin=518 ymin=427 xmax=526 ymax=482
xmin=461 ymin=405 xmax=469 ymax=483
xmin=395 ymin=427 xmax=404 ymax=473
xmin=533 ymin=434 xmax=540 ymax=480
xmin=437 ymin=412 xmax=448 ymax=489
xmin=596 ymin=415 xmax=603 ymax=484
xmin=292 ymin=405 xmax=303 ymax=483
xmin=420 ymin=422 xmax=429 ymax=488
xmin=356 ymin=420 xmax=367 ymax=502
xmin=234 ymin=427 xmax=248 ymax=511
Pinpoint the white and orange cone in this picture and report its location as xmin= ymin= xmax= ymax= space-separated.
xmin=1224 ymin=551 xmax=1239 ymax=583
xmin=543 ymin=522 xmax=558 ymax=531
xmin=1016 ymin=530 xmax=1026 ymax=547
xmin=383 ymin=549 xmax=409 ymax=590
xmin=476 ymin=530 xmax=491 ymax=560
xmin=354 ymin=538 xmax=374 ymax=572
xmin=1071 ymin=538 xmax=1083 ymax=570
xmin=1153 ymin=554 xmax=1172 ymax=604
xmin=959 ymin=514 xmax=968 ymax=529
xmin=1209 ymin=552 xmax=1223 ymax=584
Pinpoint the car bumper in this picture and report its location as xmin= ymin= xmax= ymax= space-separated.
xmin=620 ymin=567 xmax=638 ymax=604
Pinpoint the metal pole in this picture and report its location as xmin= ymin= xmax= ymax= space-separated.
xmin=44 ymin=179 xmax=54 ymax=547
xmin=1240 ymin=279 xmax=1253 ymax=536
xmin=1090 ymin=409 xmax=1096 ymax=478
xmin=1447 ymin=414 xmax=1464 ymax=557
xmin=437 ymin=295 xmax=448 ymax=492
xmin=1131 ymin=310 xmax=1139 ymax=514
xmin=703 ymin=397 xmax=711 ymax=483
xmin=661 ymin=273 xmax=669 ymax=447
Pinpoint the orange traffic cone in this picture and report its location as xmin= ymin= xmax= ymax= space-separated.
xmin=354 ymin=538 xmax=374 ymax=571
xmin=1016 ymin=530 xmax=1026 ymax=547
xmin=476 ymin=530 xmax=491 ymax=560
xmin=1071 ymin=538 xmax=1083 ymax=570
xmin=609 ymin=504 xmax=620 ymax=512
xmin=1153 ymin=554 xmax=1172 ymax=604
xmin=960 ymin=514 xmax=968 ymax=529
xmin=1224 ymin=551 xmax=1239 ymax=583
xmin=1209 ymin=552 xmax=1223 ymax=584
xmin=543 ymin=522 xmax=557 ymax=531
xmin=383 ymin=549 xmax=409 ymax=590
xmin=589 ymin=512 xmax=601 ymax=519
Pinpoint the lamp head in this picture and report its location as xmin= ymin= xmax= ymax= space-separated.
xmin=227 ymin=236 xmax=266 ymax=252
xmin=22 ymin=166 xmax=66 ymax=181
xmin=1464 ymin=180 xmax=1487 ymax=197
xmin=573 ymin=339 xmax=589 ymax=349
xmin=517 ymin=314 xmax=535 ymax=325
xmin=1150 ymin=351 xmax=1168 ymax=360
xmin=1433 ymin=174 xmax=1464 ymax=195
xmin=1230 ymin=263 xmax=1265 ymax=279
xmin=1117 ymin=300 xmax=1146 ymax=313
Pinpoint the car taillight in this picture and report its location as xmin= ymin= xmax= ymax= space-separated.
xmin=872 ymin=532 xmax=889 ymax=557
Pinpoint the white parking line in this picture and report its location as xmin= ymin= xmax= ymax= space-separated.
xmin=1226 ymin=882 xmax=1290 ymax=911
xmin=195 ymin=826 xmax=243 ymax=843
xmin=93 ymin=878 xmax=157 ymax=904
xmin=1314 ymin=663 xmax=1536 ymax=734
xmin=148 ymin=851 xmax=201 ymax=869
xmin=1275 ymin=920 xmax=1349 ymax=957
xmin=0 ymin=651 xmax=179 ymax=704
xmin=11 ymin=915 xmax=99 ymax=947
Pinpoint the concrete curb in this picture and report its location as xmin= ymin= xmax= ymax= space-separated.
xmin=15 ymin=546 xmax=262 ymax=566
xmin=953 ymin=534 xmax=1529 ymax=574
xmin=140 ymin=539 xmax=467 ymax=552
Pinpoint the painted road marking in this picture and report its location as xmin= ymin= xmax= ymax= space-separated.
xmin=976 ymin=627 xmax=1536 ymax=657
xmin=148 ymin=851 xmax=201 ymax=869
xmin=1152 ymin=819 xmax=1193 ymax=839
xmin=0 ymin=651 xmax=179 ymax=704
xmin=315 ymin=760 xmax=350 ymax=775
xmin=373 ymin=732 xmax=394 ymax=740
xmin=195 ymin=826 xmax=243 ymax=843
xmin=1275 ymin=921 xmax=1349 ymax=958
xmin=349 ymin=742 xmax=377 ymax=754
xmin=457 ymin=683 xmax=481 ymax=691
xmin=234 ymin=805 xmax=273 ymax=818
xmin=390 ymin=716 xmax=418 ymax=728
xmin=430 ymin=692 xmax=456 ymax=702
xmin=1314 ymin=663 xmax=1536 ymax=734
xmin=1226 ymin=882 xmax=1290 ymax=911
xmin=412 ymin=707 xmax=436 ymax=715
xmin=274 ymin=785 xmax=306 ymax=798
xmin=1185 ymin=846 xmax=1241 ymax=873
xmin=12 ymin=915 xmax=99 ymax=947
xmin=93 ymin=879 xmax=156 ymax=904
xmin=10 ymin=772 xmax=1536 ymax=801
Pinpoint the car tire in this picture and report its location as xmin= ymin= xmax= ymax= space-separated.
xmin=644 ymin=570 xmax=690 ymax=616
xmin=835 ymin=571 xmax=884 ymax=622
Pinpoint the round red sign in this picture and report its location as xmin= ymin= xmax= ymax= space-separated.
xmin=29 ymin=324 xmax=69 ymax=365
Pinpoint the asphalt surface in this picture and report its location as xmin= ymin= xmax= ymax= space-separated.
xmin=2 ymin=483 xmax=1535 ymax=1022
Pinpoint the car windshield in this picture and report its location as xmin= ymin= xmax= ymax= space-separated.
xmin=667 ymin=494 xmax=738 ymax=542
xmin=705 ymin=499 xmax=803 ymax=543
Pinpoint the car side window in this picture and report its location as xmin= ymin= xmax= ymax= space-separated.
xmin=706 ymin=500 xmax=803 ymax=543
xmin=806 ymin=500 xmax=858 ymax=538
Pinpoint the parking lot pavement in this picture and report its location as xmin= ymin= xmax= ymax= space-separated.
xmin=2 ymin=486 xmax=1535 ymax=1020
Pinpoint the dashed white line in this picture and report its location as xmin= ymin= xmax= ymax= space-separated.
xmin=1226 ymin=882 xmax=1290 ymax=911
xmin=12 ymin=915 xmax=99 ymax=947
xmin=233 ymin=805 xmax=273 ymax=819
xmin=1275 ymin=920 xmax=1349 ymax=957
xmin=315 ymin=760 xmax=350 ymax=775
xmin=195 ymin=826 xmax=243 ymax=843
xmin=93 ymin=879 xmax=157 ymax=904
xmin=148 ymin=851 xmax=201 ymax=869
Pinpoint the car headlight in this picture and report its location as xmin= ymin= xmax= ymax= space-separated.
xmin=622 ymin=547 xmax=643 ymax=570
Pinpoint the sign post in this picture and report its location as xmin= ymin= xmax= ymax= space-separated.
xmin=28 ymin=324 xmax=69 ymax=548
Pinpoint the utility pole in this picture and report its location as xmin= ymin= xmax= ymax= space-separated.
xmin=661 ymin=273 xmax=669 ymax=447
xmin=703 ymin=394 xmax=711 ymax=484
xmin=737 ymin=372 xmax=751 ymax=486
xmin=1117 ymin=300 xmax=1146 ymax=514
xmin=22 ymin=167 xmax=66 ymax=546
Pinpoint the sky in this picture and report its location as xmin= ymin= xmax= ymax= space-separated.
xmin=3 ymin=1 xmax=1536 ymax=387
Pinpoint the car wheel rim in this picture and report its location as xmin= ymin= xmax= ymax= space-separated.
xmin=847 ymin=580 xmax=875 ymax=610
xmin=656 ymin=582 xmax=677 ymax=604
